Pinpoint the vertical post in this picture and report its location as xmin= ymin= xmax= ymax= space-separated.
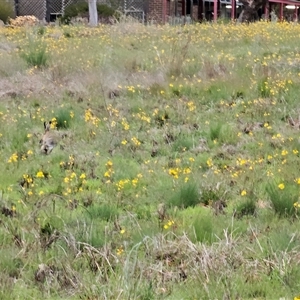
xmin=198 ymin=0 xmax=204 ymax=21
xmin=264 ymin=2 xmax=269 ymax=20
xmin=46 ymin=0 xmax=50 ymax=22
xmin=231 ymin=0 xmax=236 ymax=20
xmin=88 ymin=0 xmax=98 ymax=26
xmin=162 ymin=0 xmax=167 ymax=23
xmin=213 ymin=0 xmax=217 ymax=21
xmin=294 ymin=6 xmax=298 ymax=22
xmin=279 ymin=3 xmax=283 ymax=21
xmin=182 ymin=0 xmax=186 ymax=16
xmin=14 ymin=0 xmax=19 ymax=16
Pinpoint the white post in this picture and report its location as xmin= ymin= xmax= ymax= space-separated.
xmin=88 ymin=0 xmax=98 ymax=26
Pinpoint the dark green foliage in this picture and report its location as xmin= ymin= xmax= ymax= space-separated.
xmin=209 ymin=123 xmax=223 ymax=141
xmin=61 ymin=2 xmax=116 ymax=24
xmin=199 ymin=188 xmax=220 ymax=206
xmin=0 ymin=1 xmax=14 ymax=23
xmin=235 ymin=199 xmax=256 ymax=218
xmin=55 ymin=108 xmax=72 ymax=129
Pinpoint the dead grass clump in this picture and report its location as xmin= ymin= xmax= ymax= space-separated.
xmin=9 ymin=16 xmax=39 ymax=27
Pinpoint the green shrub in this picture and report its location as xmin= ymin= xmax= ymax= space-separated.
xmin=266 ymin=182 xmax=298 ymax=217
xmin=61 ymin=2 xmax=116 ymax=24
xmin=0 ymin=2 xmax=14 ymax=23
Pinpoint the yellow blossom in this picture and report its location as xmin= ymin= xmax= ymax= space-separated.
xmin=278 ymin=183 xmax=285 ymax=190
xmin=36 ymin=171 xmax=44 ymax=178
xmin=8 ymin=153 xmax=18 ymax=163
xmin=241 ymin=190 xmax=247 ymax=196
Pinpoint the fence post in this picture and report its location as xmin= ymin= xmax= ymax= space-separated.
xmin=88 ymin=0 xmax=98 ymax=26
xmin=46 ymin=0 xmax=50 ymax=22
xmin=14 ymin=0 xmax=19 ymax=16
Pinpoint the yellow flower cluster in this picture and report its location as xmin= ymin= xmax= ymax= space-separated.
xmin=85 ymin=109 xmax=100 ymax=127
xmin=8 ymin=153 xmax=18 ymax=163
xmin=63 ymin=171 xmax=87 ymax=195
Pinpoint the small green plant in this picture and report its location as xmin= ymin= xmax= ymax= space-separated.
xmin=257 ymin=77 xmax=270 ymax=98
xmin=193 ymin=213 xmax=214 ymax=243
xmin=11 ymin=129 xmax=29 ymax=152
xmin=199 ymin=188 xmax=220 ymax=206
xmin=55 ymin=108 xmax=72 ymax=129
xmin=36 ymin=26 xmax=46 ymax=36
xmin=0 ymin=2 xmax=14 ymax=23
xmin=235 ymin=199 xmax=256 ymax=218
xmin=209 ymin=123 xmax=223 ymax=141
xmin=172 ymin=135 xmax=193 ymax=152
xmin=266 ymin=182 xmax=298 ymax=217
xmin=86 ymin=204 xmax=119 ymax=222
xmin=20 ymin=38 xmax=49 ymax=68
xmin=168 ymin=182 xmax=199 ymax=208
xmin=76 ymin=221 xmax=105 ymax=248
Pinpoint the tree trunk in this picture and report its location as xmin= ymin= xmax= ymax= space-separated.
xmin=88 ymin=0 xmax=98 ymax=26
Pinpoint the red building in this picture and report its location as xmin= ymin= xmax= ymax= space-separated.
xmin=148 ymin=0 xmax=300 ymax=23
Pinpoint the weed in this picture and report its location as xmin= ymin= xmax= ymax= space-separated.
xmin=86 ymin=204 xmax=119 ymax=222
xmin=266 ymin=183 xmax=298 ymax=217
xmin=257 ymin=77 xmax=270 ymax=98
xmin=209 ymin=122 xmax=223 ymax=141
xmin=55 ymin=108 xmax=72 ymax=129
xmin=235 ymin=199 xmax=257 ymax=218
xmin=193 ymin=213 xmax=214 ymax=243
xmin=20 ymin=37 xmax=48 ymax=68
xmin=168 ymin=182 xmax=199 ymax=208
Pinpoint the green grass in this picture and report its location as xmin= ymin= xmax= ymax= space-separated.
xmin=0 ymin=21 xmax=300 ymax=299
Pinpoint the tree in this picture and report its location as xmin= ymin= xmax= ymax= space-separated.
xmin=238 ymin=0 xmax=267 ymax=22
xmin=88 ymin=0 xmax=98 ymax=26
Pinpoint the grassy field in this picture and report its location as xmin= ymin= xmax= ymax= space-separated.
xmin=1 ymin=20 xmax=300 ymax=299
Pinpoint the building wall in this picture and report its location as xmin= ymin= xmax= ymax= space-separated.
xmin=148 ymin=0 xmax=164 ymax=22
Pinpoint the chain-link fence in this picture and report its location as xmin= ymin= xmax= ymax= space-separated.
xmin=124 ymin=0 xmax=146 ymax=22
xmin=12 ymin=0 xmax=83 ymax=21
xmin=9 ymin=0 xmax=148 ymax=22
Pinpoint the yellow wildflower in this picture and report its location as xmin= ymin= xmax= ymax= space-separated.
xmin=36 ymin=171 xmax=44 ymax=178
